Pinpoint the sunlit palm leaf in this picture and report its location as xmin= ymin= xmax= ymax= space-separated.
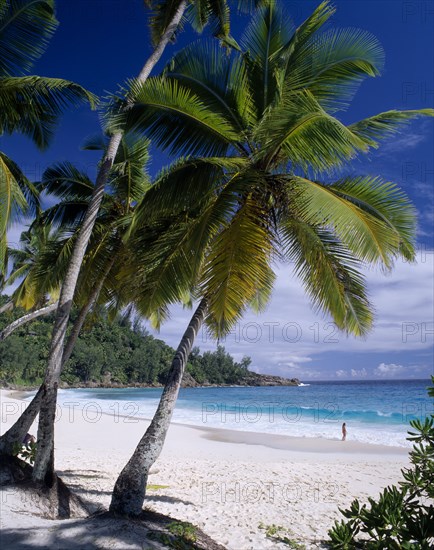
xmin=108 ymin=76 xmax=240 ymax=157
xmin=0 ymin=153 xmax=28 ymax=272
xmin=280 ymin=220 xmax=372 ymax=335
xmin=349 ymin=109 xmax=434 ymax=145
xmin=255 ymin=91 xmax=369 ymax=172
xmin=290 ymin=175 xmax=412 ymax=268
xmin=282 ymin=28 xmax=384 ymax=111
xmin=165 ymin=41 xmax=255 ymax=131
xmin=201 ymin=197 xmax=275 ymax=337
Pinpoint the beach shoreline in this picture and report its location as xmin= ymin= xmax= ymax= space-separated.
xmin=0 ymin=389 xmax=410 ymax=548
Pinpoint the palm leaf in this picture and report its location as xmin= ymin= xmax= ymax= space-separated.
xmin=0 ymin=153 xmax=28 ymax=272
xmin=133 ymin=156 xmax=247 ymax=228
xmin=147 ymin=0 xmax=186 ymax=46
xmin=0 ymin=76 xmax=97 ymax=149
xmin=282 ymin=27 xmax=384 ymax=112
xmin=280 ymin=220 xmax=373 ymax=335
xmin=327 ymin=176 xmax=416 ymax=260
xmin=165 ymin=41 xmax=255 ymax=133
xmin=241 ymin=2 xmax=294 ymax=116
xmin=0 ymin=0 xmax=57 ymax=76
xmin=201 ymin=197 xmax=275 ymax=337
xmin=349 ymin=109 xmax=434 ymax=145
xmin=108 ymin=76 xmax=240 ymax=157
xmin=255 ymin=90 xmax=369 ymax=172
xmin=290 ymin=175 xmax=415 ymax=268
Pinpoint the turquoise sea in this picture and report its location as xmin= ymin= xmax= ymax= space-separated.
xmin=46 ymin=379 xmax=433 ymax=448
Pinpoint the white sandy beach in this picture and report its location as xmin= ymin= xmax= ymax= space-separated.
xmin=0 ymin=389 xmax=410 ymax=549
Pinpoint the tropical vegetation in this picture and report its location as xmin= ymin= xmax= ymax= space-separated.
xmin=0 ymin=0 xmax=95 ymax=273
xmin=0 ymin=298 xmax=252 ymax=387
xmin=0 ymin=0 xmax=433 ymax=534
xmin=328 ymin=377 xmax=434 ymax=549
xmin=107 ymin=0 xmax=433 ymax=514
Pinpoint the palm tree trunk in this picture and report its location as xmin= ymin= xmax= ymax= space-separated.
xmin=62 ymin=255 xmax=117 ymax=366
xmin=109 ymin=298 xmax=207 ymax=516
xmin=32 ymin=1 xmax=188 ymax=485
xmin=0 ymin=301 xmax=14 ymax=314
xmin=0 ymin=385 xmax=43 ymax=455
xmin=0 ymin=253 xmax=117 ymax=459
xmin=0 ymin=302 xmax=58 ymax=342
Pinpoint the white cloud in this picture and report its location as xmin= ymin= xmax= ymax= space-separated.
xmin=378 ymin=132 xmax=427 ymax=156
xmin=374 ymin=362 xmax=404 ymax=378
xmin=142 ymin=255 xmax=434 ymax=379
xmin=351 ymin=368 xmax=367 ymax=378
xmin=335 ymin=370 xmax=347 ymax=377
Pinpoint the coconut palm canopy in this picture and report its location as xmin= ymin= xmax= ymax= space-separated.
xmin=108 ymin=0 xmax=433 ymax=339
xmin=0 ymin=0 xmax=96 ymax=274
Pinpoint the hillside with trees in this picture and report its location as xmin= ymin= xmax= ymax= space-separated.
xmin=0 ymin=297 xmax=297 ymax=388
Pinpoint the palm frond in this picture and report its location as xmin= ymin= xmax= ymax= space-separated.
xmin=124 ymin=215 xmax=204 ymax=319
xmin=255 ymin=90 xmax=369 ymax=172
xmin=0 ymin=76 xmax=97 ymax=149
xmin=201 ymin=197 xmax=275 ymax=337
xmin=0 ymin=153 xmax=28 ymax=273
xmin=349 ymin=109 xmax=434 ymax=145
xmin=132 ymin=156 xmax=247 ymax=229
xmin=108 ymin=76 xmax=240 ymax=157
xmin=0 ymin=0 xmax=57 ymax=76
xmin=40 ymin=161 xmax=94 ymax=200
xmin=290 ymin=175 xmax=415 ymax=268
xmin=282 ymin=27 xmax=384 ymax=111
xmin=327 ymin=176 xmax=416 ymax=260
xmin=147 ymin=0 xmax=186 ymax=46
xmin=280 ymin=220 xmax=373 ymax=336
xmin=165 ymin=41 xmax=255 ymax=132
xmin=241 ymin=2 xmax=294 ymax=116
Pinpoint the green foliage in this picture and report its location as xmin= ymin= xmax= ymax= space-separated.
xmin=167 ymin=521 xmax=197 ymax=542
xmin=148 ymin=520 xmax=197 ymax=549
xmin=258 ymin=522 xmax=306 ymax=548
xmin=147 ymin=484 xmax=170 ymax=491
xmin=12 ymin=440 xmax=37 ymax=465
xmin=110 ymin=0 xmax=433 ymax=341
xmin=328 ymin=377 xmax=434 ymax=549
xmin=0 ymin=299 xmax=252 ymax=386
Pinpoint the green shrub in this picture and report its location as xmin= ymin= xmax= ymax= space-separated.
xmin=328 ymin=377 xmax=434 ymax=549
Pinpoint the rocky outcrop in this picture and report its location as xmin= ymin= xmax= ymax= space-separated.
xmin=237 ymin=373 xmax=300 ymax=386
xmin=2 ymin=373 xmax=300 ymax=391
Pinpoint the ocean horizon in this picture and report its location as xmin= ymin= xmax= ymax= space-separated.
xmin=24 ymin=378 xmax=432 ymax=448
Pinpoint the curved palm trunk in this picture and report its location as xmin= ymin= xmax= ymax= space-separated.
xmin=0 ymin=257 xmax=116 ymax=457
xmin=0 ymin=302 xmax=58 ymax=341
xmin=32 ymin=1 xmax=188 ymax=485
xmin=0 ymin=385 xmax=44 ymax=455
xmin=0 ymin=301 xmax=14 ymax=314
xmin=109 ymin=298 xmax=208 ymax=516
xmin=62 ymin=255 xmax=117 ymax=366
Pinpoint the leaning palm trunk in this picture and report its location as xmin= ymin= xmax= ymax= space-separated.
xmin=109 ymin=298 xmax=208 ymax=516
xmin=32 ymin=1 xmax=188 ymax=485
xmin=0 ymin=302 xmax=58 ymax=342
xmin=0 ymin=257 xmax=116 ymax=456
xmin=0 ymin=385 xmax=44 ymax=455
xmin=0 ymin=301 xmax=14 ymax=314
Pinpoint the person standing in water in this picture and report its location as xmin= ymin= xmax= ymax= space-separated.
xmin=342 ymin=422 xmax=347 ymax=441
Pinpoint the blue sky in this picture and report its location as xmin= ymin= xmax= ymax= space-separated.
xmin=2 ymin=0 xmax=433 ymax=381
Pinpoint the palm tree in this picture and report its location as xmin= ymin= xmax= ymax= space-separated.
xmin=0 ymin=0 xmax=96 ymax=273
xmin=0 ymin=132 xmax=152 ymax=455
xmin=108 ymin=0 xmax=433 ymax=515
xmin=32 ymin=0 xmax=264 ymax=485
xmin=0 ymin=224 xmax=62 ymax=341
